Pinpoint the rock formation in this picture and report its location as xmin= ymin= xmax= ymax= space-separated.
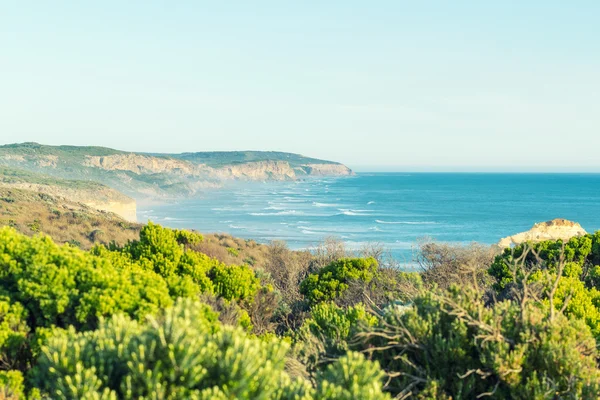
xmin=0 ymin=143 xmax=355 ymax=201
xmin=296 ymin=163 xmax=354 ymax=176
xmin=84 ymin=154 xmax=199 ymax=176
xmin=497 ymin=219 xmax=587 ymax=248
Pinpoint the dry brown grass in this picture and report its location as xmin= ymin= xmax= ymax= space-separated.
xmin=416 ymin=239 xmax=498 ymax=291
xmin=0 ymin=188 xmax=295 ymax=272
xmin=0 ymin=188 xmax=141 ymax=249
xmin=190 ymin=232 xmax=272 ymax=269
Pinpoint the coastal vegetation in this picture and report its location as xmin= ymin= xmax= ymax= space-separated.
xmin=1 ymin=205 xmax=600 ymax=399
xmin=0 ymin=167 xmax=599 ymax=399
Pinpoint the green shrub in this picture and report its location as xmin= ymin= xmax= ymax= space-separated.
xmin=0 ymin=296 xmax=29 ymax=369
xmin=209 ymin=263 xmax=261 ymax=303
xmin=0 ymin=227 xmax=172 ymax=331
xmin=316 ymin=352 xmax=390 ymax=400
xmin=300 ymin=258 xmax=378 ymax=305
xmin=174 ymin=228 xmax=203 ymax=246
xmin=295 ymin=302 xmax=378 ymax=375
xmin=489 ymin=235 xmax=600 ymax=338
xmin=117 ymin=222 xmax=260 ymax=302
xmin=32 ymin=298 xmax=388 ymax=399
xmin=227 ymin=246 xmax=240 ymax=257
xmin=360 ymin=286 xmax=600 ymax=399
xmin=0 ymin=370 xmax=25 ymax=399
xmin=125 ymin=221 xmax=184 ymax=277
xmin=28 ymin=219 xmax=41 ymax=232
xmin=298 ymin=302 xmax=377 ymax=354
xmin=489 ymin=234 xmax=597 ymax=292
xmin=337 ymin=269 xmax=424 ymax=308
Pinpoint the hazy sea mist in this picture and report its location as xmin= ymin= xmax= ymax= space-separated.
xmin=139 ymin=173 xmax=600 ymax=263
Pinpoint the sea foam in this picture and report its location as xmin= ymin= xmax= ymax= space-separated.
xmin=375 ymin=220 xmax=437 ymax=225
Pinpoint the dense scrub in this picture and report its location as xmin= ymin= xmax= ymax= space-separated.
xmin=2 ymin=221 xmax=600 ymax=399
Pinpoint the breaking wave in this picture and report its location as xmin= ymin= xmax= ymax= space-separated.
xmin=375 ymin=220 xmax=437 ymax=225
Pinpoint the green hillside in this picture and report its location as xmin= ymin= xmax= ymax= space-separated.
xmin=0 ymin=143 xmax=352 ymax=199
xmin=0 ymin=142 xmax=124 ymax=158
xmin=0 ymin=166 xmax=108 ymax=190
xmin=0 ymin=143 xmax=340 ymax=167
xmin=170 ymin=150 xmax=340 ymax=168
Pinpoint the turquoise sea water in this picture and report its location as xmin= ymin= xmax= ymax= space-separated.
xmin=139 ymin=173 xmax=600 ymax=262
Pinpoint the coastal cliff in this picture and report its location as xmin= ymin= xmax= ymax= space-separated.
xmin=211 ymin=161 xmax=297 ymax=181
xmin=296 ymin=163 xmax=354 ymax=176
xmin=0 ymin=143 xmax=354 ymax=199
xmin=0 ymin=167 xmax=137 ymax=221
xmin=83 ymin=156 xmax=352 ymax=181
xmin=497 ymin=218 xmax=587 ymax=248
xmin=84 ymin=154 xmax=199 ymax=176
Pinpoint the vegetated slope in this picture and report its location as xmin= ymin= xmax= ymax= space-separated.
xmin=0 ymin=185 xmax=278 ymax=267
xmin=0 ymin=187 xmax=140 ymax=248
xmin=2 ymin=220 xmax=600 ymax=398
xmin=172 ymin=150 xmax=338 ymax=168
xmin=0 ymin=166 xmax=137 ymax=221
xmin=0 ymin=142 xmax=353 ymax=199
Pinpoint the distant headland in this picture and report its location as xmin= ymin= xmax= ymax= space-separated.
xmin=0 ymin=142 xmax=354 ymax=220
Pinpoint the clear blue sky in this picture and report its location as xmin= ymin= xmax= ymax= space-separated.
xmin=1 ymin=1 xmax=598 ymax=171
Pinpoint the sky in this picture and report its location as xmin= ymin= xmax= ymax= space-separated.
xmin=1 ymin=1 xmax=599 ymax=171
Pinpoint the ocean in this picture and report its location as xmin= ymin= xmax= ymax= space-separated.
xmin=138 ymin=173 xmax=600 ymax=263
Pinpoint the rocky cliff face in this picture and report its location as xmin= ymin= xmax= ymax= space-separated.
xmin=297 ymin=163 xmax=354 ymax=176
xmin=84 ymin=154 xmax=201 ymax=176
xmin=84 ymin=199 xmax=137 ymax=222
xmin=497 ymin=219 xmax=587 ymax=248
xmin=83 ymin=155 xmax=349 ymax=181
xmin=211 ymin=161 xmax=296 ymax=181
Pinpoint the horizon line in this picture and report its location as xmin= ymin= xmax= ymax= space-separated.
xmin=352 ymin=168 xmax=600 ymax=174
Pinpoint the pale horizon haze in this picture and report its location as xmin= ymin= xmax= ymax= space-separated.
xmin=1 ymin=2 xmax=599 ymax=172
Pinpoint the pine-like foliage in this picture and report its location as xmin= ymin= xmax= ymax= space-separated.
xmin=0 ymin=226 xmax=173 ymax=332
xmin=115 ymin=222 xmax=261 ymax=303
xmin=0 ymin=370 xmax=24 ymax=399
xmin=0 ymin=296 xmax=28 ymax=370
xmin=300 ymin=257 xmax=378 ymax=304
xmin=32 ymin=299 xmax=388 ymax=399
xmin=490 ymin=233 xmax=600 ymax=337
xmin=361 ymin=286 xmax=600 ymax=399
xmin=294 ymin=302 xmax=378 ymax=374
xmin=316 ymin=352 xmax=390 ymax=400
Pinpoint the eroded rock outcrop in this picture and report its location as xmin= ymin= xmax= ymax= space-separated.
xmin=0 ymin=143 xmax=355 ymax=200
xmin=83 ymin=155 xmax=352 ymax=183
xmin=296 ymin=163 xmax=354 ymax=176
xmin=211 ymin=161 xmax=296 ymax=181
xmin=497 ymin=219 xmax=587 ymax=248
xmin=84 ymin=154 xmax=201 ymax=176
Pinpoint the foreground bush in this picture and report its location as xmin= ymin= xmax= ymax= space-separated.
xmin=300 ymin=257 xmax=378 ymax=305
xmin=0 ymin=370 xmax=24 ymax=399
xmin=114 ymin=222 xmax=262 ymax=303
xmin=361 ymin=286 xmax=600 ymax=399
xmin=32 ymin=299 xmax=388 ymax=399
xmin=490 ymin=235 xmax=600 ymax=337
xmin=0 ymin=226 xmax=173 ymax=333
xmin=293 ymin=302 xmax=378 ymax=377
xmin=489 ymin=234 xmax=599 ymax=292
